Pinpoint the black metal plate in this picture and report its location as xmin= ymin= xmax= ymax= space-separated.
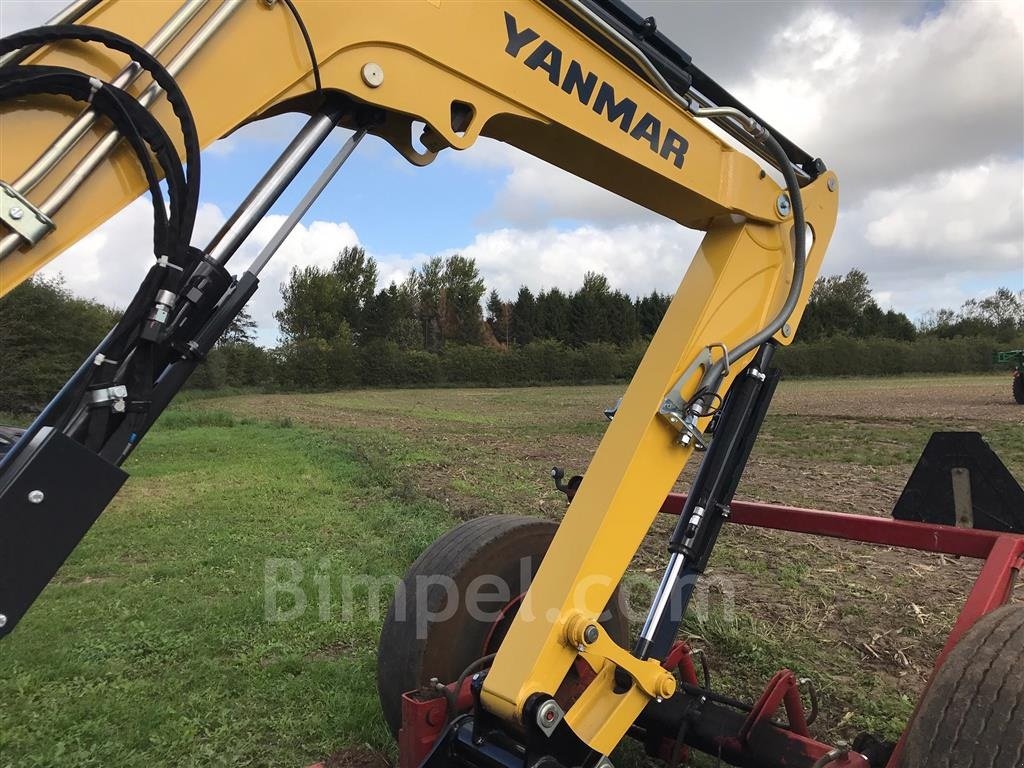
xmin=892 ymin=432 xmax=1024 ymax=533
xmin=0 ymin=427 xmax=127 ymax=638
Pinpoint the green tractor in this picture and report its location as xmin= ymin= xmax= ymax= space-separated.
xmin=996 ymin=349 xmax=1024 ymax=404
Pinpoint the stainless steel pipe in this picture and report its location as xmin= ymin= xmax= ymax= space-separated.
xmin=12 ymin=0 xmax=208 ymax=195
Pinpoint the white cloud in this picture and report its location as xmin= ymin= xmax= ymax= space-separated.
xmin=862 ymin=162 xmax=1023 ymax=266
xmin=733 ymin=1 xmax=1023 ymax=195
xmin=455 ymin=223 xmax=702 ymax=300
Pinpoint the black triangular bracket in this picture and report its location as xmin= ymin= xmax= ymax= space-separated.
xmin=892 ymin=432 xmax=1024 ymax=533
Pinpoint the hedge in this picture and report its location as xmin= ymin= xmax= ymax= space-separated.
xmin=175 ymin=333 xmax=1024 ymax=396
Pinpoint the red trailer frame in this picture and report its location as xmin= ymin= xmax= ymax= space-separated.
xmin=366 ymin=498 xmax=1024 ymax=768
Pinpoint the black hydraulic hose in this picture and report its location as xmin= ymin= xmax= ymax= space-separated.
xmin=0 ymin=26 xmax=201 ymax=438
xmin=281 ymin=0 xmax=322 ymax=97
xmin=0 ymin=24 xmax=202 ymax=243
xmin=0 ymin=67 xmax=173 ymax=252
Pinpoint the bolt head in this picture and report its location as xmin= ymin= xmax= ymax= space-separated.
xmin=27 ymin=489 xmax=44 ymax=504
xmin=583 ymin=624 xmax=599 ymax=645
xmin=782 ymin=323 xmax=792 ymax=338
xmin=0 ymin=614 xmax=6 ymax=628
xmin=775 ymin=194 xmax=791 ymax=217
xmin=827 ymin=177 xmax=837 ymax=192
xmin=536 ymin=700 xmax=561 ymax=729
xmin=361 ymin=62 xmax=384 ymax=88
xmin=9 ymin=206 xmax=24 ymax=220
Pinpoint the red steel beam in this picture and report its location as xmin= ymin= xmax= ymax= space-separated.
xmin=659 ymin=494 xmax=1007 ymax=559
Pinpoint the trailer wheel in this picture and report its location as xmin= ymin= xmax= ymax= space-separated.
xmin=901 ymin=603 xmax=1024 ymax=768
xmin=1013 ymin=372 xmax=1024 ymax=404
xmin=376 ymin=514 xmax=629 ymax=739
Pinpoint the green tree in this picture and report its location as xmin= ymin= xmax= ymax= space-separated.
xmin=536 ymin=288 xmax=570 ymax=341
xmin=799 ymin=268 xmax=914 ymax=342
xmin=511 ymin=286 xmax=537 ymax=346
xmin=0 ymin=276 xmax=119 ymax=412
xmin=332 ymin=245 xmax=378 ymax=334
xmin=636 ymin=291 xmax=671 ymax=337
xmin=413 ymin=257 xmax=445 ymax=351
xmin=569 ymin=271 xmax=612 ymax=346
xmin=608 ymin=290 xmax=640 ymax=345
xmin=275 ymin=246 xmax=377 ymax=342
xmin=443 ymin=254 xmax=486 ymax=344
xmin=409 ymin=255 xmax=485 ymax=350
xmin=486 ymin=289 xmax=512 ymax=347
xmin=922 ymin=288 xmax=1024 ymax=341
xmin=218 ymin=307 xmax=257 ymax=346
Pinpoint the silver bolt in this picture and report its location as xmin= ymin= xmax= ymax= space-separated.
xmin=0 ymin=614 xmax=6 ymax=628
xmin=9 ymin=206 xmax=24 ymax=220
xmin=536 ymin=699 xmax=562 ymax=732
xmin=782 ymin=323 xmax=792 ymax=338
xmin=27 ymin=489 xmax=44 ymax=504
xmin=827 ymin=177 xmax=837 ymax=192
xmin=583 ymin=624 xmax=599 ymax=645
xmin=361 ymin=62 xmax=384 ymax=88
xmin=776 ymin=193 xmax=791 ymax=217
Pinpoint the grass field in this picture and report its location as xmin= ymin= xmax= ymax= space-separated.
xmin=1 ymin=374 xmax=1022 ymax=767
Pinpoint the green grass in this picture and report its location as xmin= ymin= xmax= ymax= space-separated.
xmin=0 ymin=417 xmax=454 ymax=768
xmin=2 ymin=374 xmax=1019 ymax=766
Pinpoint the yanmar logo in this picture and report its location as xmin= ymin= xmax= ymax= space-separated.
xmin=503 ymin=11 xmax=688 ymax=169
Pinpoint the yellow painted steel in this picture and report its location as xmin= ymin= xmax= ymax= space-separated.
xmin=1 ymin=0 xmax=786 ymax=293
xmin=0 ymin=0 xmax=840 ymax=755
xmin=487 ymin=175 xmax=836 ymax=752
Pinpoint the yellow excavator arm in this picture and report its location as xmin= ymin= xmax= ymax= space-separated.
xmin=0 ymin=1 xmax=838 ymax=765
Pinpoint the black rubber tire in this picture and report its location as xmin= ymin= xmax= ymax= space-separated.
xmin=901 ymin=603 xmax=1024 ymax=768
xmin=1013 ymin=373 xmax=1024 ymax=404
xmin=376 ymin=514 xmax=629 ymax=740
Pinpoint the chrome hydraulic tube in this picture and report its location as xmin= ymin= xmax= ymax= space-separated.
xmin=205 ymin=107 xmax=346 ymax=266
xmin=246 ymin=128 xmax=366 ymax=277
xmin=0 ymin=0 xmax=98 ymax=68
xmin=0 ymin=0 xmax=244 ymax=260
xmin=11 ymin=0 xmax=208 ymax=196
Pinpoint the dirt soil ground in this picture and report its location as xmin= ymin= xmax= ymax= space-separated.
xmin=207 ymin=373 xmax=1024 ymax=752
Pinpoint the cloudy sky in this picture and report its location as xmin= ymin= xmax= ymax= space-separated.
xmin=3 ymin=0 xmax=1022 ymax=344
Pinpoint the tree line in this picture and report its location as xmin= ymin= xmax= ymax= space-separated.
xmin=273 ymin=246 xmax=670 ymax=352
xmin=1 ymin=255 xmax=1022 ymax=413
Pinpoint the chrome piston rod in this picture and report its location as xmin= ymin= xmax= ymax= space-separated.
xmin=246 ymin=128 xmax=366 ymax=277
xmin=0 ymin=0 xmax=244 ymax=261
xmin=205 ymin=107 xmax=348 ymax=267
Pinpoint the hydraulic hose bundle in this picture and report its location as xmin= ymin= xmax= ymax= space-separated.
xmin=0 ymin=24 xmax=201 ymax=449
